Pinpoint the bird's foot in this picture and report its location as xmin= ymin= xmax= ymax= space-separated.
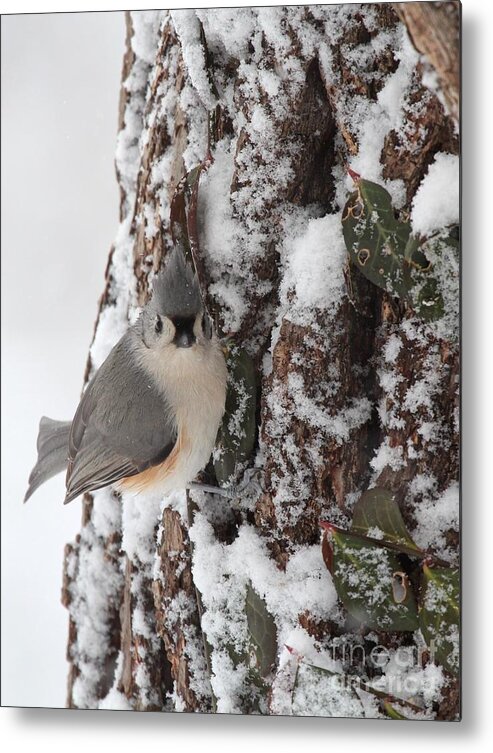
xmin=187 ymin=468 xmax=263 ymax=502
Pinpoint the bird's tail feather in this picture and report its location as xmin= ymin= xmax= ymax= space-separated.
xmin=24 ymin=417 xmax=71 ymax=502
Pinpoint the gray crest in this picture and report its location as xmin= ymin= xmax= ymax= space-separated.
xmin=152 ymin=247 xmax=202 ymax=318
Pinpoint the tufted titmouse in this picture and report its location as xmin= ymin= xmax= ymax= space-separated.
xmin=24 ymin=248 xmax=228 ymax=504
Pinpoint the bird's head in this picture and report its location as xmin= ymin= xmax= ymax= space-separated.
xmin=140 ymin=247 xmax=213 ymax=352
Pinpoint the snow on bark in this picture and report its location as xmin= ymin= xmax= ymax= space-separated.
xmin=63 ymin=4 xmax=460 ymax=718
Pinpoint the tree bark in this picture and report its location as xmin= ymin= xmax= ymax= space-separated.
xmin=62 ymin=4 xmax=460 ymax=718
xmin=394 ymin=2 xmax=460 ymax=122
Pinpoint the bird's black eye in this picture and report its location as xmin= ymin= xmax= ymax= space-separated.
xmin=155 ymin=315 xmax=163 ymax=334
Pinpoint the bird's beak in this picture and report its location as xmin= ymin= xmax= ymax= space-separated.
xmin=175 ymin=331 xmax=195 ymax=348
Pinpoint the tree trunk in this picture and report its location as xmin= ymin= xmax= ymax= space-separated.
xmin=62 ymin=4 xmax=460 ymax=718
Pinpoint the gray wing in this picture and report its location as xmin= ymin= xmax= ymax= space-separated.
xmin=65 ymin=331 xmax=176 ymax=503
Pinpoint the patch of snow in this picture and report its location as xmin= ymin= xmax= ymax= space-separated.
xmin=282 ymin=214 xmax=347 ymax=315
xmin=383 ymin=334 xmax=403 ymax=364
xmin=370 ymin=439 xmax=405 ymax=474
xmin=130 ymin=11 xmax=163 ymax=66
xmin=411 ymin=153 xmax=459 ymax=237
xmin=68 ymin=500 xmax=124 ymax=709
xmin=412 ymin=482 xmax=459 ymax=562
xmin=171 ymin=10 xmax=217 ymax=110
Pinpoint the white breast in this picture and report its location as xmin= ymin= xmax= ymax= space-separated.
xmin=128 ymin=337 xmax=228 ymax=495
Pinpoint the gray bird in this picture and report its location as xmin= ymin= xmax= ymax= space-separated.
xmin=24 ymin=248 xmax=228 ymax=504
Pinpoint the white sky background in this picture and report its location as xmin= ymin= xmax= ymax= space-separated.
xmin=1 ymin=11 xmax=125 ymax=708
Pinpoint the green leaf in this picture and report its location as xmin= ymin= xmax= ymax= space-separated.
xmin=214 ymin=342 xmax=257 ymax=486
xmin=351 ymin=488 xmax=423 ymax=558
xmin=341 ymin=176 xmax=446 ymax=321
xmin=245 ymin=583 xmax=278 ymax=677
xmin=419 ymin=564 xmax=460 ymax=676
xmin=410 ymin=273 xmax=444 ymax=322
xmin=342 ymin=178 xmax=416 ymax=298
xmin=222 ymin=642 xmax=269 ymax=712
xmin=383 ymin=700 xmax=409 ymax=720
xmin=324 ymin=527 xmax=419 ymax=632
xmin=410 ymin=229 xmax=459 ymax=321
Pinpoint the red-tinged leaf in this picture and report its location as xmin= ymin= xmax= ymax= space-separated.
xmin=198 ymin=17 xmax=219 ymax=101
xmin=186 ymin=163 xmax=207 ymax=275
xmin=321 ymin=530 xmax=334 ymax=574
xmin=169 ymin=160 xmax=212 ymax=296
xmin=169 ymin=177 xmax=190 ymax=253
